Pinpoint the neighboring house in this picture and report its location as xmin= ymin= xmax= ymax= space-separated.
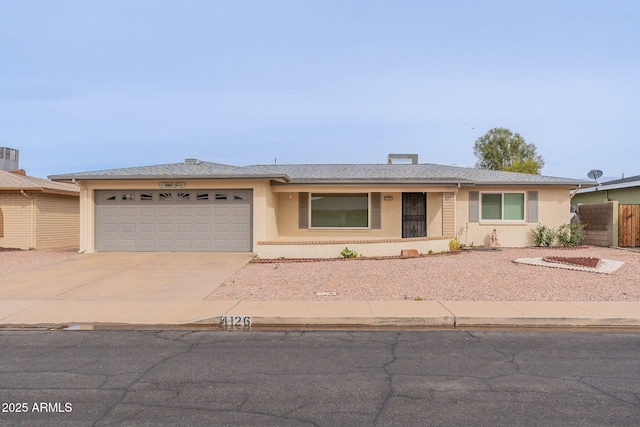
xmin=573 ymin=175 xmax=640 ymax=205
xmin=573 ymin=175 xmax=640 ymax=248
xmin=0 ymin=170 xmax=80 ymax=249
xmin=49 ymin=155 xmax=592 ymax=258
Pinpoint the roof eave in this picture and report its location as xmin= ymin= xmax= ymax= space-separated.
xmin=0 ymin=187 xmax=79 ymax=195
xmin=49 ymin=174 xmax=290 ymax=183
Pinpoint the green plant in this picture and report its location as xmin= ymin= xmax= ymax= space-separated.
xmin=414 ymin=297 xmax=423 ymax=301
xmin=448 ymin=236 xmax=461 ymax=251
xmin=556 ymin=223 xmax=585 ymax=247
xmin=340 ymin=247 xmax=359 ymax=258
xmin=532 ymin=224 xmax=556 ymax=247
xmin=428 ymin=249 xmax=434 ymax=255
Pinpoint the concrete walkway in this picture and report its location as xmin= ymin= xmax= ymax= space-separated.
xmin=1 ymin=253 xmax=639 ymax=329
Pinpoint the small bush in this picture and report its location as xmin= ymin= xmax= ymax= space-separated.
xmin=556 ymin=223 xmax=584 ymax=247
xmin=340 ymin=247 xmax=359 ymax=258
xmin=532 ymin=224 xmax=556 ymax=247
xmin=448 ymin=237 xmax=461 ymax=251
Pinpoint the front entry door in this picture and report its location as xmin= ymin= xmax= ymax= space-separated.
xmin=402 ymin=193 xmax=427 ymax=238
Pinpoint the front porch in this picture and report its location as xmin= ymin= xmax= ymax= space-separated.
xmin=259 ymin=188 xmax=456 ymax=258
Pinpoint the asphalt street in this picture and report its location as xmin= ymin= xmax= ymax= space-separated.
xmin=0 ymin=330 xmax=639 ymax=426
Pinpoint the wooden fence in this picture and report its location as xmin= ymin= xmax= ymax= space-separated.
xmin=619 ymin=204 xmax=640 ymax=247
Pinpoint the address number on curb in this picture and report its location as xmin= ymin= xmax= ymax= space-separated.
xmin=219 ymin=316 xmax=252 ymax=328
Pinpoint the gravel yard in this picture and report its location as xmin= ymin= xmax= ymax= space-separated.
xmin=2 ymin=246 xmax=639 ymax=302
xmin=0 ymin=248 xmax=78 ymax=274
xmin=206 ymin=247 xmax=640 ymax=302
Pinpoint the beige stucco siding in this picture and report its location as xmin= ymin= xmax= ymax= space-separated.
xmin=272 ymin=187 xmax=455 ymax=241
xmin=426 ymin=193 xmax=443 ymax=237
xmin=456 ymin=187 xmax=573 ymax=247
xmin=275 ymin=191 xmax=401 ymax=240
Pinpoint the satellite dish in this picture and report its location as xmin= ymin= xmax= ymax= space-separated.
xmin=587 ymin=169 xmax=603 ymax=184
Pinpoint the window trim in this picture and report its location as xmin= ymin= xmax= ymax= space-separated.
xmin=479 ymin=192 xmax=526 ymax=222
xmin=309 ymin=192 xmax=371 ymax=229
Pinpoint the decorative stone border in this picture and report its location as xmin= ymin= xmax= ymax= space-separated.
xmin=513 ymin=257 xmax=624 ymax=274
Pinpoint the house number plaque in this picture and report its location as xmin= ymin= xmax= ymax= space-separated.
xmin=159 ymin=182 xmax=185 ymax=188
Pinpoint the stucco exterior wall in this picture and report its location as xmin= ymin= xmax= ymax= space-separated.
xmin=455 ymin=187 xmax=573 ymax=247
xmin=426 ymin=193 xmax=443 ymax=237
xmin=605 ymin=187 xmax=640 ymax=204
xmin=257 ymin=237 xmax=451 ymax=259
xmin=271 ymin=188 xmax=453 ymax=242
xmin=574 ymin=187 xmax=640 ymax=205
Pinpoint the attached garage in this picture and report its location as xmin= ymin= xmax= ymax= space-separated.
xmin=95 ymin=189 xmax=252 ymax=252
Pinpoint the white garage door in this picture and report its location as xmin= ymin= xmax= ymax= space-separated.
xmin=95 ymin=189 xmax=252 ymax=252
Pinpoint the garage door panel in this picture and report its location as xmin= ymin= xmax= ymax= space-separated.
xmin=139 ymin=223 xmax=154 ymax=233
xmin=139 ymin=239 xmax=155 ymax=250
xmin=195 ymin=223 xmax=210 ymax=232
xmin=95 ymin=189 xmax=252 ymax=252
xmin=177 ymin=223 xmax=192 ymax=232
xmin=158 ymin=223 xmax=173 ymax=232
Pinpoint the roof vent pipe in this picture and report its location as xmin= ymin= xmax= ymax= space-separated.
xmin=388 ymin=154 xmax=418 ymax=165
xmin=184 ymin=158 xmax=200 ymax=165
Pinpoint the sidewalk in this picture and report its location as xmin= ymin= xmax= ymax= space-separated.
xmin=1 ymin=252 xmax=639 ymax=329
xmin=2 ymin=299 xmax=640 ymax=329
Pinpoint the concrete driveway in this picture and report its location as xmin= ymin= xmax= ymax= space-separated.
xmin=0 ymin=252 xmax=255 ymax=325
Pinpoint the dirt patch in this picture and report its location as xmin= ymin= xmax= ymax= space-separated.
xmin=542 ymin=256 xmax=601 ymax=269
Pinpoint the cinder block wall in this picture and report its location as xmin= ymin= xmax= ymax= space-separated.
xmin=578 ymin=202 xmax=618 ymax=247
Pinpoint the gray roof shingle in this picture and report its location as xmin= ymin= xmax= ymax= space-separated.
xmin=49 ymin=161 xmax=593 ymax=187
xmin=0 ymin=170 xmax=79 ymax=194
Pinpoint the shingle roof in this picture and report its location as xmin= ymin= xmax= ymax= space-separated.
xmin=252 ymin=163 xmax=592 ymax=186
xmin=49 ymin=161 xmax=593 ymax=187
xmin=601 ymin=174 xmax=640 ymax=186
xmin=0 ymin=170 xmax=79 ymax=194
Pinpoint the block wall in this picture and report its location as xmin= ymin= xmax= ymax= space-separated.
xmin=578 ymin=202 xmax=617 ymax=247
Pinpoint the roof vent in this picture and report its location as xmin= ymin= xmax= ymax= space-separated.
xmin=388 ymin=154 xmax=418 ymax=165
xmin=184 ymin=158 xmax=200 ymax=165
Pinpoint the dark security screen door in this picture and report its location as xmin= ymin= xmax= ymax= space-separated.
xmin=402 ymin=193 xmax=427 ymax=238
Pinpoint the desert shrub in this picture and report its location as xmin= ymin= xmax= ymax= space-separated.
xmin=556 ymin=223 xmax=585 ymax=247
xmin=340 ymin=247 xmax=359 ymax=258
xmin=448 ymin=237 xmax=461 ymax=251
xmin=532 ymin=224 xmax=556 ymax=246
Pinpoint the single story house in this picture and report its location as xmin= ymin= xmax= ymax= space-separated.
xmin=49 ymin=155 xmax=593 ymax=258
xmin=0 ymin=169 xmax=80 ymax=249
xmin=572 ymin=175 xmax=640 ymax=248
xmin=573 ymin=175 xmax=640 ymax=205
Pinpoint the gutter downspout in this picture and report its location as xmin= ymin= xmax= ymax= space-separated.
xmin=569 ymin=184 xmax=582 ymax=200
xmin=20 ymin=190 xmax=35 ymax=249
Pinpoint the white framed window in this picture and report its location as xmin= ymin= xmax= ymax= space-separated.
xmin=310 ymin=193 xmax=369 ymax=228
xmin=480 ymin=192 xmax=525 ymax=221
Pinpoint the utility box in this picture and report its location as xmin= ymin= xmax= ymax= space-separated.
xmin=0 ymin=147 xmax=19 ymax=171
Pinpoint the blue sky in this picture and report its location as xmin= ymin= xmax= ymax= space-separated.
xmin=1 ymin=1 xmax=638 ymax=181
